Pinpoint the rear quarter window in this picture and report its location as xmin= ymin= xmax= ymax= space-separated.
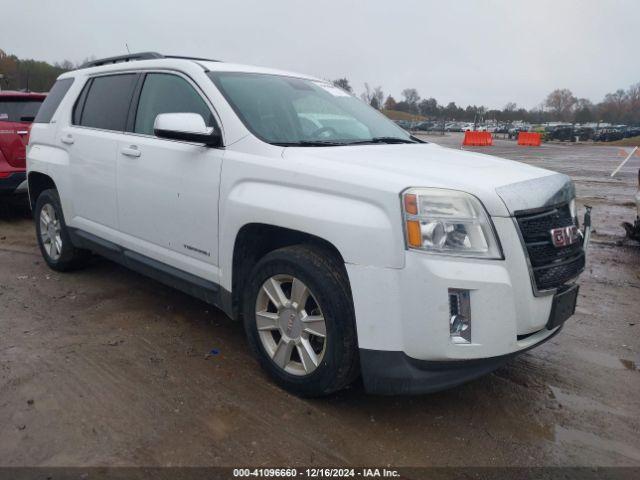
xmin=75 ymin=74 xmax=137 ymax=131
xmin=33 ymin=78 xmax=74 ymax=123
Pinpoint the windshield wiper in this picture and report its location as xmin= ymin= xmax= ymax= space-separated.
xmin=273 ymin=140 xmax=348 ymax=147
xmin=347 ymin=137 xmax=418 ymax=145
xmin=274 ymin=137 xmax=419 ymax=147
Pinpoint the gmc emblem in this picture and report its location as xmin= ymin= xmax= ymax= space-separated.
xmin=550 ymin=225 xmax=579 ymax=248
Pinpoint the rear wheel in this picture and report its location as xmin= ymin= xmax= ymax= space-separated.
xmin=243 ymin=245 xmax=359 ymax=396
xmin=34 ymin=189 xmax=89 ymax=271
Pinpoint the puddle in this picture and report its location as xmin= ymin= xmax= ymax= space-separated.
xmin=619 ymin=358 xmax=638 ymax=371
xmin=555 ymin=425 xmax=640 ymax=462
xmin=548 ymin=386 xmax=629 ymax=417
xmin=572 ymin=348 xmax=632 ymax=370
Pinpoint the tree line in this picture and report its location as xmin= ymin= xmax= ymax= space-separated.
xmin=0 ymin=49 xmax=94 ymax=92
xmin=333 ymin=78 xmax=640 ymax=125
xmin=1 ymin=49 xmax=637 ymax=126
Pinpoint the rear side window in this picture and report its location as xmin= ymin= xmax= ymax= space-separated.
xmin=0 ymin=98 xmax=45 ymax=123
xmin=76 ymin=74 xmax=137 ymax=131
xmin=133 ymin=73 xmax=214 ymax=136
xmin=72 ymin=81 xmax=90 ymax=125
xmin=33 ymin=78 xmax=74 ymax=123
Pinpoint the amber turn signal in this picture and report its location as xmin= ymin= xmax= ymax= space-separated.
xmin=404 ymin=193 xmax=418 ymax=215
xmin=406 ymin=220 xmax=422 ymax=247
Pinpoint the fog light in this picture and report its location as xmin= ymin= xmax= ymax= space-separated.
xmin=449 ymin=289 xmax=471 ymax=344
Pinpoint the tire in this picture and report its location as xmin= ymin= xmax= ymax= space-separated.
xmin=242 ymin=244 xmax=359 ymax=397
xmin=34 ymin=189 xmax=90 ymax=271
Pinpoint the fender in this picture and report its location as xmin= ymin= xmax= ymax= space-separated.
xmin=26 ymin=141 xmax=73 ymax=214
xmin=219 ymin=178 xmax=406 ymax=291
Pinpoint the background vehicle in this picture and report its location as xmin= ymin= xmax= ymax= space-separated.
xmin=545 ymin=125 xmax=575 ymax=142
xmin=0 ymin=91 xmax=46 ymax=196
xmin=574 ymin=126 xmax=594 ymax=141
xmin=508 ymin=126 xmax=528 ymax=139
xmin=394 ymin=119 xmax=413 ymax=131
xmin=27 ymin=53 xmax=586 ymax=397
xmin=594 ymin=128 xmax=624 ymax=142
xmin=622 ymin=168 xmax=640 ymax=241
xmin=412 ymin=121 xmax=433 ymax=131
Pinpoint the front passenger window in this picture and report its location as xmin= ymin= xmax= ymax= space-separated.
xmin=134 ymin=73 xmax=214 ymax=136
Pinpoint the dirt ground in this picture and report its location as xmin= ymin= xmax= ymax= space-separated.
xmin=0 ymin=133 xmax=638 ymax=467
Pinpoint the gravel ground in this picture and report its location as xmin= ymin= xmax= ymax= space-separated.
xmin=0 ymin=133 xmax=638 ymax=467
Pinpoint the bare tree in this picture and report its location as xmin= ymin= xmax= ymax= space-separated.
xmin=502 ymin=102 xmax=518 ymax=121
xmin=599 ymin=89 xmax=627 ymax=123
xmin=626 ymin=82 xmax=640 ymax=124
xmin=371 ymin=86 xmax=384 ymax=110
xmin=360 ymin=83 xmax=384 ymax=109
xmin=399 ymin=88 xmax=420 ymax=114
xmin=545 ymin=89 xmax=577 ymax=121
xmin=78 ymin=55 xmax=97 ymax=68
xmin=60 ymin=60 xmax=75 ymax=70
xmin=401 ymin=88 xmax=420 ymax=106
xmin=360 ymin=83 xmax=373 ymax=104
xmin=574 ymin=98 xmax=594 ymax=123
xmin=419 ymin=98 xmax=439 ymax=117
xmin=332 ymin=77 xmax=352 ymax=93
xmin=384 ymin=95 xmax=397 ymax=110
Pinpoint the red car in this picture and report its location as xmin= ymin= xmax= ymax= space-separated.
xmin=0 ymin=91 xmax=47 ymax=196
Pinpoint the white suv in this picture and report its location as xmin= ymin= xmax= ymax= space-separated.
xmin=27 ymin=52 xmax=587 ymax=396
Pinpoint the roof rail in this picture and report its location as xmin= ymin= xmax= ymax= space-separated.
xmin=80 ymin=52 xmax=164 ymax=68
xmin=164 ymin=55 xmax=220 ymax=63
xmin=79 ymin=52 xmax=220 ymax=69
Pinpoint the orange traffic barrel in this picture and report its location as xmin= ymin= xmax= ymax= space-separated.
xmin=517 ymin=132 xmax=541 ymax=146
xmin=463 ymin=131 xmax=493 ymax=146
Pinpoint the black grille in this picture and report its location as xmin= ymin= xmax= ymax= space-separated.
xmin=516 ymin=203 xmax=585 ymax=291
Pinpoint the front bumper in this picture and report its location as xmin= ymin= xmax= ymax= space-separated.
xmin=346 ymin=216 xmax=575 ymax=394
xmin=0 ymin=172 xmax=27 ymax=195
xmin=360 ymin=326 xmax=562 ymax=395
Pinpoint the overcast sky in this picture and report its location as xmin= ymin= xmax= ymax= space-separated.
xmin=3 ymin=0 xmax=638 ymax=109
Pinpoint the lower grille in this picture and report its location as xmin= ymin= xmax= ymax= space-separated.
xmin=533 ymin=254 xmax=585 ymax=290
xmin=515 ymin=203 xmax=585 ymax=291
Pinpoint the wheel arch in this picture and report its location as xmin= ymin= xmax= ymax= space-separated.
xmin=229 ymin=223 xmax=348 ymax=321
xmin=27 ymin=171 xmax=57 ymax=210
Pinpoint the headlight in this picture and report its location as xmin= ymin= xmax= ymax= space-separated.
xmin=402 ymin=188 xmax=502 ymax=259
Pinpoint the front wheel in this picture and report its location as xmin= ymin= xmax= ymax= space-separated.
xmin=242 ymin=245 xmax=359 ymax=397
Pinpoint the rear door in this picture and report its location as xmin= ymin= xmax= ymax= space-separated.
xmin=0 ymin=96 xmax=44 ymax=169
xmin=117 ymin=71 xmax=223 ymax=275
xmin=61 ymin=73 xmax=138 ymax=233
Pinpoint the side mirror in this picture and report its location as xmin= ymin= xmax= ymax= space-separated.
xmin=20 ymin=116 xmax=36 ymax=122
xmin=153 ymin=113 xmax=221 ymax=147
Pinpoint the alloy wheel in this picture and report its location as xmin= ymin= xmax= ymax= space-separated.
xmin=39 ymin=203 xmax=62 ymax=261
xmin=255 ymin=274 xmax=327 ymax=376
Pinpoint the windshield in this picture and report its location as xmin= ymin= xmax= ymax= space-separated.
xmin=0 ymin=99 xmax=44 ymax=122
xmin=208 ymin=72 xmax=415 ymax=146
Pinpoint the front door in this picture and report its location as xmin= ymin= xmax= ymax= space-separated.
xmin=116 ymin=72 xmax=223 ymax=278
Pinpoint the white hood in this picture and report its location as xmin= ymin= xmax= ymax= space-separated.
xmin=283 ymin=142 xmax=568 ymax=217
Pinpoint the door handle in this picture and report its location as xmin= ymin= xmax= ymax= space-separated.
xmin=121 ymin=146 xmax=141 ymax=158
xmin=60 ymin=135 xmax=74 ymax=145
xmin=17 ymin=130 xmax=29 ymax=136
